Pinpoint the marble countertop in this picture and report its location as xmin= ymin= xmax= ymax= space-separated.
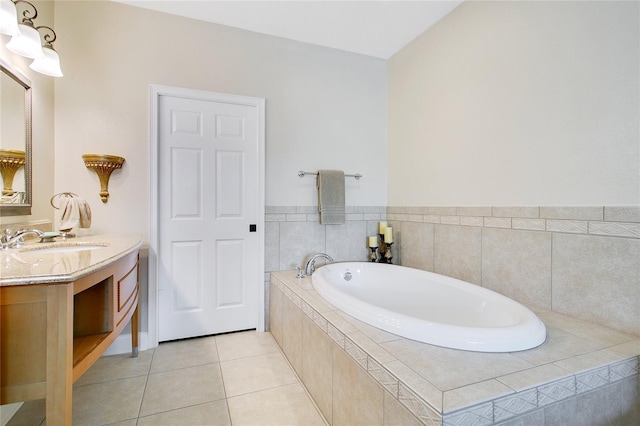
xmin=0 ymin=234 xmax=143 ymax=286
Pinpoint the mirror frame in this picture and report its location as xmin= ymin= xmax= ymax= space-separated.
xmin=0 ymin=57 xmax=32 ymax=216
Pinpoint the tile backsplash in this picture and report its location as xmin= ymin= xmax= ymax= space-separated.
xmin=387 ymin=206 xmax=640 ymax=336
xmin=264 ymin=205 xmax=639 ymax=336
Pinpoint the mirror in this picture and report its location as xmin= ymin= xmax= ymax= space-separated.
xmin=0 ymin=58 xmax=32 ymax=215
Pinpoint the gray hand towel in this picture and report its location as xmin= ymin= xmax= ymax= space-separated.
xmin=317 ymin=170 xmax=345 ymax=224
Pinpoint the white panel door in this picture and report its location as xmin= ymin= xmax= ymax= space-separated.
xmin=158 ymin=94 xmax=258 ymax=341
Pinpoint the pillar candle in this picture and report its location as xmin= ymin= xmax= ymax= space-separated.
xmin=378 ymin=221 xmax=387 ymax=234
xmin=384 ymin=227 xmax=393 ymax=243
xmin=368 ymin=236 xmax=378 ymax=248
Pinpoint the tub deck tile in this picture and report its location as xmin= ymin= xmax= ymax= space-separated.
xmin=347 ymin=331 xmax=397 ymax=364
xmin=443 ymin=379 xmax=513 ymax=413
xmin=496 ymin=363 xmax=573 ymax=392
xmin=536 ymin=310 xmax=637 ymax=347
xmin=509 ymin=326 xmax=606 ymax=366
xmin=553 ymin=347 xmax=627 ymax=374
xmin=270 ymin=270 xmax=640 ymax=425
xmin=380 ymin=339 xmax=535 ymax=391
xmin=337 ymin=312 xmax=403 ymax=344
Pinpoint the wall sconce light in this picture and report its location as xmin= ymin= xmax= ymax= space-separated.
xmin=82 ymin=154 xmax=125 ymax=203
xmin=2 ymin=0 xmax=63 ymax=77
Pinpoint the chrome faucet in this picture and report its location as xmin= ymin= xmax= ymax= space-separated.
xmin=304 ymin=253 xmax=334 ymax=275
xmin=1 ymin=229 xmax=44 ymax=250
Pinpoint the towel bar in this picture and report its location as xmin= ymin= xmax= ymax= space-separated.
xmin=297 ymin=170 xmax=362 ymax=180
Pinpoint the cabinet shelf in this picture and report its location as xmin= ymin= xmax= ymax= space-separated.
xmin=73 ymin=333 xmax=110 ymax=367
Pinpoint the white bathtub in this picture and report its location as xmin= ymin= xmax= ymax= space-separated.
xmin=312 ymin=262 xmax=547 ymax=352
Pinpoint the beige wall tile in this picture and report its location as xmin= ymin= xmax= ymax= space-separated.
xmin=540 ymin=207 xmax=603 ymax=221
xmin=434 ymin=224 xmax=482 ymax=284
xmin=460 ymin=216 xmax=484 ymax=227
xmin=457 ymin=206 xmax=492 ymax=216
xmin=282 ymin=296 xmax=304 ymax=375
xmin=387 ymin=206 xmax=407 ymax=214
xmin=397 ymin=221 xmax=434 ymax=271
xmin=302 ymin=315 xmax=334 ymax=421
xmin=546 ymin=219 xmax=588 ymax=234
xmin=429 ymin=206 xmax=457 ymax=216
xmin=269 ymin=283 xmax=284 ymax=346
xmin=482 ymin=228 xmax=552 ymax=309
xmin=279 ymin=221 xmax=326 ymax=270
xmin=383 ymin=390 xmax=423 ymax=426
xmin=552 ymin=234 xmax=640 ymax=334
xmin=483 ymin=217 xmax=512 ymax=229
xmin=605 ymin=206 xmax=640 ymax=223
xmin=588 ymin=221 xmax=640 ymax=238
xmin=264 ymin=221 xmax=280 ymax=272
xmin=404 ymin=206 xmax=429 ymax=215
xmin=326 ymin=220 xmax=369 ymax=262
xmin=492 ymin=206 xmax=540 ymax=218
xmin=512 ymin=218 xmax=546 ymax=231
xmin=333 ymin=346 xmax=384 ymax=425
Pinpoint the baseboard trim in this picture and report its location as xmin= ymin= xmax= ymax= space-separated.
xmin=102 ymin=332 xmax=152 ymax=356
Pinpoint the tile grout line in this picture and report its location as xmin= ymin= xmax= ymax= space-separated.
xmin=212 ymin=335 xmax=233 ymax=426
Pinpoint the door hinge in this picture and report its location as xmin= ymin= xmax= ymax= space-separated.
xmin=249 ymin=224 xmax=257 ymax=232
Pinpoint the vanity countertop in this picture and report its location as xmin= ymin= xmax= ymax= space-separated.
xmin=0 ymin=234 xmax=143 ymax=286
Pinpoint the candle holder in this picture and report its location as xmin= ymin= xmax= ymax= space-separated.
xmin=377 ymin=234 xmax=394 ymax=263
xmin=383 ymin=242 xmax=394 ymax=264
xmin=369 ymin=246 xmax=378 ymax=262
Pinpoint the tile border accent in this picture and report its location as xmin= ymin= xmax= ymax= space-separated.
xmin=441 ymin=355 xmax=640 ymax=425
xmin=266 ymin=205 xmax=386 ymax=222
xmin=387 ymin=206 xmax=640 ymax=239
xmin=270 ymin=272 xmax=640 ymax=426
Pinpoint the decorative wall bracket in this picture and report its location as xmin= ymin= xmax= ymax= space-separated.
xmin=0 ymin=149 xmax=26 ymax=195
xmin=82 ymin=154 xmax=125 ymax=203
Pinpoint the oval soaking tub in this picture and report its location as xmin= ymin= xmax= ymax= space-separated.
xmin=312 ymin=262 xmax=546 ymax=352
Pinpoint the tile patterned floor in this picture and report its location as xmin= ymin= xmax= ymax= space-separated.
xmin=6 ymin=331 xmax=327 ymax=426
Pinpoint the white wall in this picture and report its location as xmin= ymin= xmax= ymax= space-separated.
xmin=388 ymin=0 xmax=639 ymax=206
xmin=53 ymin=0 xmax=387 ymax=238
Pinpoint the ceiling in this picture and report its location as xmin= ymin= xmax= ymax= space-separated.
xmin=114 ymin=1 xmax=463 ymax=59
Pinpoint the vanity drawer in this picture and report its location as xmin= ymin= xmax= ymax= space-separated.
xmin=116 ymin=253 xmax=139 ymax=325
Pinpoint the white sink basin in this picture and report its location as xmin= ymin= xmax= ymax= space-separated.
xmin=22 ymin=244 xmax=107 ymax=254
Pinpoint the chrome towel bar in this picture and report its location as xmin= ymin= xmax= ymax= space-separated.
xmin=297 ymin=170 xmax=362 ymax=180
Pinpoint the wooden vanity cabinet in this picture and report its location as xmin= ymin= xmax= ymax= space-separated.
xmin=0 ymin=250 xmax=140 ymax=425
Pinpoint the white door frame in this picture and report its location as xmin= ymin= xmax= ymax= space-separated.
xmin=149 ymin=84 xmax=265 ymax=348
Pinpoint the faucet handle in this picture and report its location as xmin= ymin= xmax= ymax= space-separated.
xmin=296 ymin=266 xmax=305 ymax=279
